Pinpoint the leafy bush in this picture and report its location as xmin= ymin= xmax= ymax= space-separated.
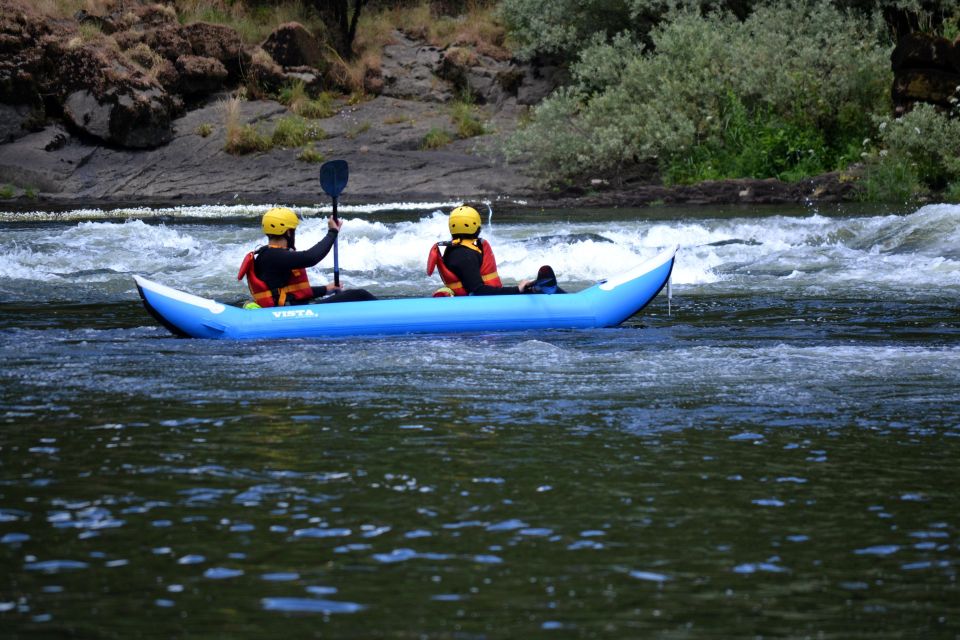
xmin=859 ymin=155 xmax=922 ymax=204
xmin=505 ymin=1 xmax=892 ymax=183
xmin=501 ymin=0 xmax=960 ymax=62
xmin=499 ymin=0 xmax=634 ymax=62
xmin=500 ymin=0 xmax=759 ymax=62
xmin=873 ymin=103 xmax=960 ymax=190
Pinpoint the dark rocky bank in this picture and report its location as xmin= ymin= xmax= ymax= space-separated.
xmin=1 ymin=0 xmax=958 ymax=212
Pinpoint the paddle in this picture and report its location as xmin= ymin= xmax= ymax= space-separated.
xmin=320 ymin=159 xmax=349 ymax=287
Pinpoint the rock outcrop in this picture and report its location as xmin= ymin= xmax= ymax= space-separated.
xmin=262 ymin=22 xmax=325 ymax=70
xmin=891 ymin=32 xmax=960 ymax=114
xmin=380 ymin=32 xmax=452 ymax=103
xmin=182 ymin=22 xmax=244 ymax=77
xmin=379 ymin=30 xmax=563 ymax=106
xmin=56 ymin=41 xmax=177 ymax=148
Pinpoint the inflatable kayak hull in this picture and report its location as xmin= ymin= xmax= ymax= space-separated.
xmin=134 ymin=245 xmax=677 ymax=339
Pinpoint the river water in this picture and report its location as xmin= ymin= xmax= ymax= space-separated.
xmin=1 ymin=202 xmax=958 ymax=637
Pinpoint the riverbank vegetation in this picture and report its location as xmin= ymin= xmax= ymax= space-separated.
xmin=22 ymin=0 xmax=960 ymax=202
xmin=501 ymin=0 xmax=960 ymax=201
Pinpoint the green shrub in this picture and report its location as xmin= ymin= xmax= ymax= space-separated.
xmin=505 ymin=1 xmax=892 ymax=183
xmin=860 ymin=154 xmax=923 ymax=204
xmin=500 ymin=0 xmax=687 ymax=62
xmin=874 ymin=103 xmax=960 ymax=190
xmin=500 ymin=0 xmax=960 ymax=62
xmin=421 ymin=128 xmax=453 ymax=149
xmin=271 ymin=116 xmax=326 ymax=148
xmin=0 ymin=184 xmax=13 ymax=198
xmin=663 ymin=94 xmax=834 ymax=184
xmin=196 ymin=123 xmax=213 ymax=137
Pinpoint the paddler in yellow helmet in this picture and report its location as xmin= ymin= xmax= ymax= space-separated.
xmin=426 ymin=204 xmax=565 ymax=296
xmin=237 ymin=207 xmax=376 ymax=307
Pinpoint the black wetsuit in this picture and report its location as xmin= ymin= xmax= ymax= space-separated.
xmin=442 ymin=241 xmax=522 ymax=296
xmin=254 ymin=229 xmax=376 ymax=304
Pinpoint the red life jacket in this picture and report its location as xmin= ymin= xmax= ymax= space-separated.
xmin=426 ymin=238 xmax=502 ymax=296
xmin=237 ymin=247 xmax=313 ymax=307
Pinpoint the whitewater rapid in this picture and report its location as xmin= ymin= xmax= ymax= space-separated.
xmin=1 ymin=203 xmax=958 ymax=303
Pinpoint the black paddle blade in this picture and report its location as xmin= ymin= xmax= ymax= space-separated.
xmin=320 ymin=160 xmax=349 ymax=197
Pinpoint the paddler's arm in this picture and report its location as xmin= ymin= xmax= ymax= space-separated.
xmin=277 ymin=218 xmax=342 ymax=269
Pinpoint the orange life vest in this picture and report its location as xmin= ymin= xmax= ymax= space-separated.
xmin=426 ymin=238 xmax=502 ymax=296
xmin=237 ymin=248 xmax=313 ymax=307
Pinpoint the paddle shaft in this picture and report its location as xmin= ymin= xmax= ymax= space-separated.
xmin=332 ymin=196 xmax=340 ymax=287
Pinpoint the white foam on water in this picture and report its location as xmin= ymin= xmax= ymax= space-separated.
xmin=0 ymin=200 xmax=475 ymax=223
xmin=2 ymin=203 xmax=958 ymax=301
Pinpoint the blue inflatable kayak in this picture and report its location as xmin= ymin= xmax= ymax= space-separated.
xmin=134 ymin=245 xmax=677 ymax=339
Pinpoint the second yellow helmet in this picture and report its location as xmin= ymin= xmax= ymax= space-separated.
xmin=448 ymin=205 xmax=481 ymax=236
xmin=262 ymin=207 xmax=300 ymax=235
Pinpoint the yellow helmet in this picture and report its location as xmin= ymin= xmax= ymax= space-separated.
xmin=262 ymin=207 xmax=299 ymax=236
xmin=448 ymin=205 xmax=481 ymax=236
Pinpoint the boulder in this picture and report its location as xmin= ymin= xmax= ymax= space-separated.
xmin=74 ymin=9 xmax=119 ymax=35
xmin=183 ymin=22 xmax=244 ymax=71
xmin=62 ymin=85 xmax=173 ymax=148
xmin=262 ymin=22 xmax=324 ymax=69
xmin=175 ymin=54 xmax=227 ymax=95
xmin=57 ymin=45 xmax=175 ymax=148
xmin=75 ymin=3 xmax=177 ymax=35
xmin=142 ymin=24 xmax=191 ymax=61
xmin=245 ymin=47 xmax=286 ymax=97
xmin=153 ymin=58 xmax=179 ymax=91
xmin=122 ymin=3 xmax=178 ymax=31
